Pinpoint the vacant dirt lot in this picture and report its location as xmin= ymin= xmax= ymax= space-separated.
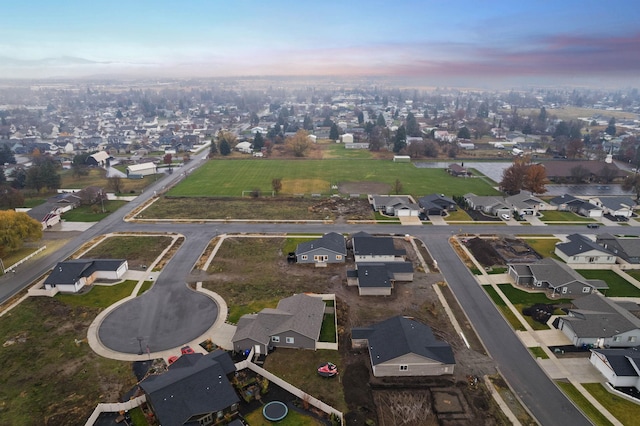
xmin=201 ymin=236 xmax=506 ymax=425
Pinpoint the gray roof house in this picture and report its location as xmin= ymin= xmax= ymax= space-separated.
xmin=590 ymin=346 xmax=640 ymax=390
xmin=370 ymin=195 xmax=420 ymax=217
xmin=139 ymin=350 xmax=239 ymax=426
xmin=295 ymin=232 xmax=346 ymax=264
xmin=352 ymin=232 xmax=406 ymax=262
xmin=418 ymin=194 xmax=457 ymax=216
xmin=557 ymin=293 xmax=640 ymax=348
xmin=351 ymin=316 xmax=455 ymax=377
xmin=504 ymin=193 xmax=547 ymax=215
xmin=463 ymin=193 xmax=511 ymax=217
xmin=346 ymin=262 xmax=414 ymax=296
xmin=555 ymin=234 xmax=616 ymax=265
xmin=597 ymin=234 xmax=640 ymax=264
xmin=44 ymin=259 xmax=128 ymax=293
xmin=549 ymin=194 xmax=604 ymax=218
xmin=232 ymin=294 xmax=326 ymax=354
xmin=589 ymin=196 xmax=636 ymax=218
xmin=508 ymin=257 xmax=608 ymax=297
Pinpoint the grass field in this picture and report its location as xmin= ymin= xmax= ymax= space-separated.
xmin=0 ymin=298 xmax=135 ymax=425
xmin=528 ymin=347 xmax=549 ymax=359
xmin=61 ymin=200 xmax=127 ymax=222
xmin=555 ymin=381 xmax=614 ymax=426
xmin=322 ymin=142 xmax=373 ymax=159
xmin=522 ymin=238 xmax=561 ymax=259
xmin=540 ymin=211 xmax=594 ymax=222
xmin=497 ymin=283 xmax=570 ymax=330
xmin=60 ymin=168 xmax=162 ymax=193
xmin=576 ymin=270 xmax=640 ymax=297
xmin=167 ymin=159 xmax=500 ymax=198
xmin=445 ymin=209 xmax=473 ymax=221
xmin=244 ymin=408 xmax=323 ymax=426
xmin=81 ymin=235 xmax=173 ymax=268
xmin=263 ymin=348 xmax=346 ymax=413
xmin=584 ymin=383 xmax=640 ymax=425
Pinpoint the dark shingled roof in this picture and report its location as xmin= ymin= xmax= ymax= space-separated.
xmin=556 ymin=234 xmax=614 ymax=257
xmin=352 ymin=316 xmax=455 ymax=366
xmin=563 ymin=293 xmax=640 ymax=338
xmin=591 ymin=347 xmax=640 ymax=377
xmin=44 ymin=259 xmax=126 ymax=286
xmin=295 ymin=232 xmax=346 ymax=256
xmin=140 ymin=350 xmax=238 ymax=426
xmin=353 ymin=235 xmax=406 ymax=257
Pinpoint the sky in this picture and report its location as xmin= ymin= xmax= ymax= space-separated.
xmin=1 ymin=0 xmax=639 ymax=88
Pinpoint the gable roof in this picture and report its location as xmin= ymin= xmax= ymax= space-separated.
xmin=549 ymin=194 xmax=581 ymax=206
xmin=592 ymin=196 xmax=636 ymax=211
xmin=556 ymin=234 xmax=614 ymax=257
xmin=353 ymin=235 xmax=406 ymax=257
xmin=89 ymin=150 xmax=110 ymax=162
xmin=418 ymin=194 xmax=456 ymax=211
xmin=513 ymin=258 xmax=608 ymax=290
xmin=140 ymin=350 xmax=238 ymax=425
xmin=563 ymin=293 xmax=640 ymax=338
xmin=352 ymin=316 xmax=455 ymax=366
xmin=233 ymin=294 xmax=325 ymax=345
xmin=591 ymin=347 xmax=640 ymax=377
xmin=597 ymin=234 xmax=640 ymax=258
xmin=44 ymin=259 xmax=126 ymax=286
xmin=295 ymin=232 xmax=346 ymax=256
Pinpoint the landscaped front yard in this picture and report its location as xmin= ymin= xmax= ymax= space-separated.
xmin=522 ymin=238 xmax=561 ymax=259
xmin=539 ymin=211 xmax=595 ymax=222
xmin=62 ymin=200 xmax=127 ymax=222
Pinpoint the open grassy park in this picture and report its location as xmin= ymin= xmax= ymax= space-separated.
xmin=167 ymin=159 xmax=500 ymax=198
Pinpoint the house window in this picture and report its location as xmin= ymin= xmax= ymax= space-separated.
xmin=301 ymin=255 xmax=308 ymax=260
xmin=614 ymin=336 xmax=621 ymax=342
xmin=582 ymin=287 xmax=591 ymax=293
xmin=588 ymin=257 xmax=596 ymax=263
xmin=199 ymin=414 xmax=213 ymax=425
xmin=573 ymin=257 xmax=578 ymax=261
xmin=314 ymin=255 xmax=328 ymax=262
xmin=271 ymin=336 xmax=280 ymax=343
xmin=399 ymin=365 xmax=408 ymax=371
xmin=286 ymin=337 xmax=294 ymax=344
xmin=562 ymin=287 xmax=568 ymax=294
xmin=336 ymin=255 xmax=342 ymax=260
xmin=217 ymin=411 xmax=224 ymax=420
xmin=629 ymin=336 xmax=637 ymax=343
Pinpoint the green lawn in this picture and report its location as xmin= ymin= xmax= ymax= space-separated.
xmin=584 ymin=383 xmax=640 ymax=425
xmin=244 ymin=406 xmax=324 ymax=425
xmin=61 ymin=200 xmax=127 ymax=222
xmin=445 ymin=209 xmax=473 ymax=221
xmin=137 ymin=280 xmax=154 ymax=295
xmin=55 ymin=280 xmax=138 ymax=308
xmin=21 ymin=197 xmax=46 ymax=208
xmin=540 ymin=211 xmax=595 ymax=222
xmin=625 ymin=270 xmax=640 ymax=283
xmin=167 ymin=159 xmax=500 ymax=198
xmin=528 ymin=347 xmax=549 ymax=359
xmin=555 ymin=381 xmax=614 ymax=426
xmin=577 ymin=270 xmax=640 ymax=297
xmin=497 ymin=283 xmax=571 ymax=305
xmin=522 ymin=238 xmax=561 ymax=259
xmin=322 ymin=142 xmax=373 ymax=159
xmin=81 ymin=235 xmax=173 ymax=266
xmin=482 ymin=285 xmax=526 ymax=331
xmin=319 ymin=313 xmax=337 ymax=343
xmin=1 ymin=245 xmax=41 ymax=270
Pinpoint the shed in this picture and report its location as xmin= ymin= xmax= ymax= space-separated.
xmin=126 ymin=162 xmax=157 ymax=176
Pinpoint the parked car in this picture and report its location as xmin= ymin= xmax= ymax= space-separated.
xmin=180 ymin=346 xmax=195 ymax=355
xmin=587 ymin=223 xmax=600 ymax=229
xmin=501 ymin=214 xmax=511 ymax=220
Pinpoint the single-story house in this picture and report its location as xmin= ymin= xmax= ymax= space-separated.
xmin=447 ymin=163 xmax=468 ymax=177
xmin=556 ymin=293 xmax=640 ymax=348
xmin=463 ymin=193 xmax=511 ymax=217
xmin=126 ymin=162 xmax=157 ymax=177
xmin=590 ymin=346 xmax=640 ymax=390
xmin=232 ymin=293 xmax=327 ymax=354
xmin=505 ymin=192 xmax=548 ymax=215
xmin=589 ymin=196 xmax=636 ymax=218
xmin=549 ymin=194 xmax=603 ymax=217
xmin=139 ymin=350 xmax=240 ymax=426
xmin=555 ymin=234 xmax=616 ymax=265
xmin=235 ymin=141 xmax=252 ymax=153
xmin=508 ymin=257 xmax=608 ymax=297
xmin=351 ymin=232 xmax=406 ymax=262
xmin=351 ymin=316 xmax=455 ymax=377
xmin=24 ymin=203 xmax=61 ymax=230
xmin=44 ymin=259 xmax=128 ymax=293
xmin=370 ymin=195 xmax=420 ymax=217
xmin=347 ymin=262 xmax=414 ymax=296
xmin=418 ymin=194 xmax=457 ymax=216
xmin=597 ymin=234 xmax=640 ymax=264
xmin=295 ymin=232 xmax=346 ymax=264
xmin=86 ymin=150 xmax=111 ymax=166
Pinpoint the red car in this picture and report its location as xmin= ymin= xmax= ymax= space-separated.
xmin=180 ymin=346 xmax=195 ymax=355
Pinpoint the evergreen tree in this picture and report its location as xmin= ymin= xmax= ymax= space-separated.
xmin=405 ymin=112 xmax=420 ymax=137
xmin=393 ymin=125 xmax=407 ymax=153
xmin=253 ymin=132 xmax=264 ymax=151
xmin=303 ymin=115 xmax=313 ymax=131
xmin=457 ymin=127 xmax=471 ymax=139
xmin=329 ymin=123 xmax=340 ymax=140
xmin=219 ymin=139 xmax=231 ymax=156
xmin=209 ymin=140 xmax=218 ymax=156
xmin=605 ymin=117 xmax=616 ymax=136
xmin=0 ymin=144 xmax=16 ymax=164
xmin=376 ymin=113 xmax=386 ymax=127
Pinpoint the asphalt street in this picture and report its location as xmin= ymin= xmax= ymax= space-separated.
xmin=2 ymin=145 xmax=632 ymax=425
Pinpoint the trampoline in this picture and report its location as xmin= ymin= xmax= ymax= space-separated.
xmin=263 ymin=401 xmax=288 ymax=421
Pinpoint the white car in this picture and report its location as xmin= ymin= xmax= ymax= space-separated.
xmin=501 ymin=214 xmax=511 ymax=220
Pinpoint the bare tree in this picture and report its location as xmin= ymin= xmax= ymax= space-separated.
xmin=108 ymin=176 xmax=125 ymax=194
xmin=394 ymin=179 xmax=403 ymax=195
xmin=271 ymin=178 xmax=282 ymax=195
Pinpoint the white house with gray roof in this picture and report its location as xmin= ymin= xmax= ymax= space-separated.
xmin=555 ymin=234 xmax=616 ymax=265
xmin=369 ymin=195 xmax=420 ymax=217
xmin=351 ymin=232 xmax=406 ymax=262
xmin=44 ymin=259 xmax=128 ymax=293
xmin=232 ymin=293 xmax=327 ymax=354
xmin=557 ymin=293 xmax=640 ymax=348
xmin=295 ymin=232 xmax=346 ymax=264
xmin=597 ymin=234 xmax=640 ymax=264
xmin=351 ymin=316 xmax=455 ymax=377
xmin=590 ymin=346 xmax=640 ymax=391
xmin=589 ymin=196 xmax=636 ymax=218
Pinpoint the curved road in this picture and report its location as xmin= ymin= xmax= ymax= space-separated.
xmin=1 ymin=150 xmax=622 ymax=425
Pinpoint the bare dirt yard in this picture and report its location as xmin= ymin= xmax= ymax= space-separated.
xmin=200 ymin=236 xmax=507 ymax=425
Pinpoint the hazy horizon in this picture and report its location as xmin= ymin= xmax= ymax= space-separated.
xmin=2 ymin=0 xmax=639 ymax=89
